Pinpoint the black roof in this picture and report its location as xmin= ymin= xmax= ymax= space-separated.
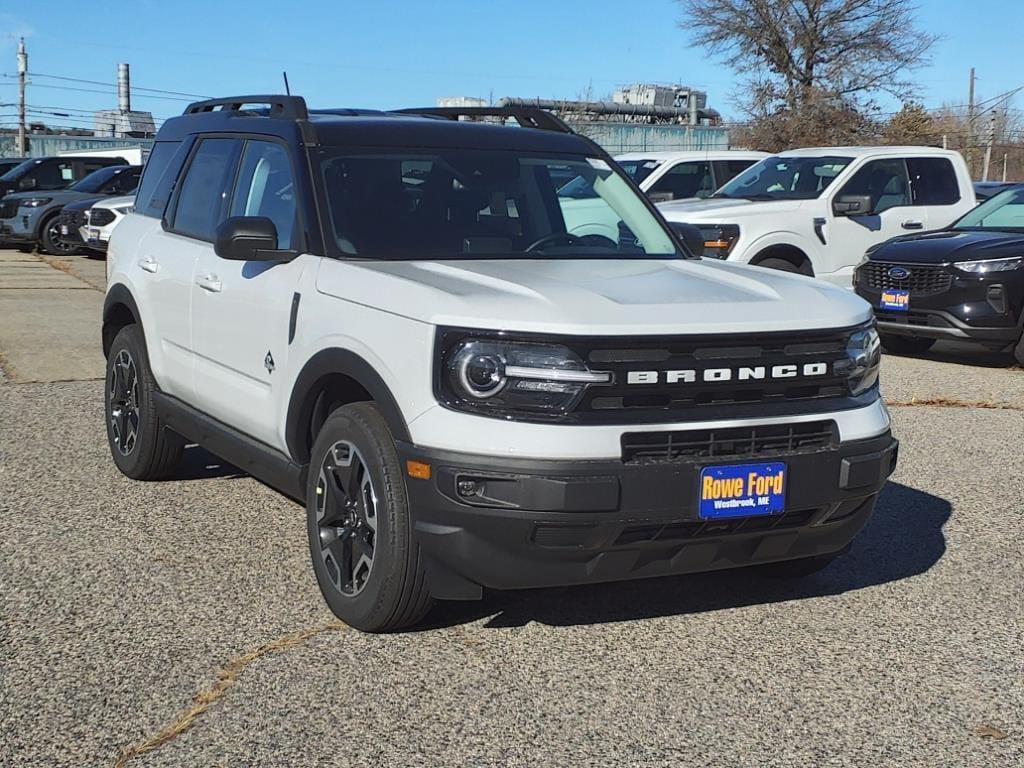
xmin=155 ymin=95 xmax=598 ymax=154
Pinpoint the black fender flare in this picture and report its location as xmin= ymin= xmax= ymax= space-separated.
xmin=285 ymin=348 xmax=411 ymax=463
xmin=102 ymin=283 xmax=143 ymax=356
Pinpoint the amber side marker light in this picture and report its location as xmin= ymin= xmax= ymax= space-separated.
xmin=705 ymin=240 xmax=731 ymax=249
xmin=406 ymin=460 xmax=431 ymax=480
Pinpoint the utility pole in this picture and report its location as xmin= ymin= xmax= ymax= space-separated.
xmin=982 ymin=109 xmax=995 ymax=181
xmin=1003 ymin=153 xmax=1008 ymax=182
xmin=967 ymin=67 xmax=976 ymax=178
xmin=16 ymin=37 xmax=27 ymax=156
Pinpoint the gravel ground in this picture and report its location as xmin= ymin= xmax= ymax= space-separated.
xmin=1 ymin=379 xmax=1021 ymax=768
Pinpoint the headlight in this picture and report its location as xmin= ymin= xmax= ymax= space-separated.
xmin=440 ymin=337 xmax=611 ymax=417
xmin=696 ymin=224 xmax=740 ymax=259
xmin=834 ymin=326 xmax=881 ymax=396
xmin=955 ymin=256 xmax=1022 ymax=273
xmin=19 ymin=197 xmax=52 ymax=208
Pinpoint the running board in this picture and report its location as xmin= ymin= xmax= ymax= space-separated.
xmin=153 ymin=391 xmax=307 ymax=502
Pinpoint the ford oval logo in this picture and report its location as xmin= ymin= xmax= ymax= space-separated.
xmin=888 ymin=266 xmax=911 ymax=280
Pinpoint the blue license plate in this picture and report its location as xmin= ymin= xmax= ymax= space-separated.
xmin=698 ymin=462 xmax=786 ymax=519
xmin=880 ymin=288 xmax=909 ymax=311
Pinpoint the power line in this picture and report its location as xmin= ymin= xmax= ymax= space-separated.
xmin=23 ymin=71 xmax=211 ymax=99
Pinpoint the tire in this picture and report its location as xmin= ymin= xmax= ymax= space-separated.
xmin=39 ymin=214 xmax=80 ymax=256
xmin=104 ymin=325 xmax=185 ymax=480
xmin=1013 ymin=331 xmax=1024 ymax=367
xmin=880 ymin=334 xmax=936 ymax=355
xmin=15 ymin=245 xmax=34 ymax=254
xmin=755 ymin=257 xmax=802 ymax=274
xmin=760 ymin=545 xmax=849 ymax=578
xmin=306 ymin=403 xmax=433 ymax=632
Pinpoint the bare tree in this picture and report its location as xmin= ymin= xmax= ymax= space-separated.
xmin=680 ymin=0 xmax=938 ymax=147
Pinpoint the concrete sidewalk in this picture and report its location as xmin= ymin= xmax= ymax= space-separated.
xmin=0 ymin=250 xmax=105 ymax=383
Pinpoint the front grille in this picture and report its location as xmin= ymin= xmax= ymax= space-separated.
xmin=613 ymin=508 xmax=819 ymax=546
xmin=61 ymin=208 xmax=87 ymax=229
xmin=858 ymin=262 xmax=952 ymax=296
xmin=88 ymin=208 xmax=116 ymax=226
xmin=0 ymin=200 xmax=18 ymax=219
xmin=621 ymin=421 xmax=838 ymax=464
xmin=875 ymin=309 xmax=953 ymax=328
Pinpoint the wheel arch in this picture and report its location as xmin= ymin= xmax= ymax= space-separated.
xmin=286 ymin=348 xmax=411 ymax=465
xmin=102 ymin=283 xmax=142 ymax=358
xmin=750 ymin=243 xmax=814 ymax=275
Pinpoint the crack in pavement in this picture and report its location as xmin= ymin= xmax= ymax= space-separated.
xmin=885 ymin=397 xmax=1023 ymax=411
xmin=112 ymin=622 xmax=347 ymax=768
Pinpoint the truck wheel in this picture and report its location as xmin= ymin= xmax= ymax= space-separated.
xmin=104 ymin=325 xmax=185 ymax=479
xmin=755 ymin=257 xmax=801 ymax=274
xmin=40 ymin=215 xmax=79 ymax=256
xmin=760 ymin=545 xmax=849 ymax=578
xmin=306 ymin=403 xmax=433 ymax=632
xmin=880 ymin=334 xmax=935 ymax=355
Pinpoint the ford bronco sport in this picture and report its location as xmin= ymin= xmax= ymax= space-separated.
xmin=103 ymin=96 xmax=897 ymax=632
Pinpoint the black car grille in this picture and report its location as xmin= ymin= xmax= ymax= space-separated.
xmin=621 ymin=420 xmax=838 ymax=464
xmin=88 ymin=208 xmax=116 ymax=226
xmin=858 ymin=262 xmax=952 ymax=296
xmin=0 ymin=200 xmax=18 ymax=219
xmin=61 ymin=208 xmax=88 ymax=229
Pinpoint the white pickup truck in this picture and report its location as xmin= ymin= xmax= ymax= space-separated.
xmin=657 ymin=147 xmax=976 ymax=287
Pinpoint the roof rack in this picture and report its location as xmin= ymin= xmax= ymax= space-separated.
xmin=183 ymin=95 xmax=309 ymax=120
xmin=393 ymin=106 xmax=573 ymax=134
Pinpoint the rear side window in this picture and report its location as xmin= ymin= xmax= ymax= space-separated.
xmin=908 ymin=157 xmax=960 ymax=205
xmin=648 ymin=161 xmax=714 ymax=200
xmin=135 ymin=141 xmax=187 ymax=218
xmin=716 ymin=159 xmax=758 ymax=185
xmin=171 ymin=138 xmax=242 ymax=241
xmin=32 ymin=160 xmax=76 ymax=190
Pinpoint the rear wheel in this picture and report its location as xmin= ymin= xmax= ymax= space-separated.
xmin=15 ymin=244 xmax=33 ymax=254
xmin=880 ymin=334 xmax=936 ymax=355
xmin=104 ymin=325 xmax=185 ymax=479
xmin=306 ymin=403 xmax=432 ymax=632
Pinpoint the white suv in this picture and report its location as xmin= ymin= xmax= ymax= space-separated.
xmin=103 ymin=97 xmax=897 ymax=632
xmin=657 ymin=147 xmax=976 ymax=287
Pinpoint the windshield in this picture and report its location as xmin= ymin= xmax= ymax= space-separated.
xmin=0 ymin=158 xmax=36 ymax=182
xmin=319 ymin=149 xmax=680 ymax=259
xmin=954 ymin=186 xmax=1024 ymax=231
xmin=70 ymin=166 xmax=126 ymax=193
xmin=616 ymin=159 xmax=662 ymax=185
xmin=716 ymin=155 xmax=852 ymax=200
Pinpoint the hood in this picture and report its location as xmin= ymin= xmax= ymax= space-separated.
xmin=62 ymin=196 xmax=105 ymax=212
xmin=317 ymin=257 xmax=871 ymax=336
xmin=2 ymin=189 xmax=96 ymax=206
xmin=657 ymin=196 xmax=804 ymax=223
xmin=93 ymin=194 xmax=135 ymax=210
xmin=870 ymin=229 xmax=1024 ymax=264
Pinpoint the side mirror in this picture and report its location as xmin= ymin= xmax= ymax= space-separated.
xmin=670 ymin=222 xmax=705 ymax=257
xmin=214 ymin=216 xmax=294 ymax=262
xmin=833 ymin=194 xmax=872 ymax=217
xmin=18 ymin=177 xmax=36 ymax=191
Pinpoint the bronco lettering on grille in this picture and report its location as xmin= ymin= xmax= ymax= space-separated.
xmin=626 ymin=362 xmax=830 ymax=385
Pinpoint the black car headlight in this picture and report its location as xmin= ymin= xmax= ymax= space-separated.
xmin=835 ymin=325 xmax=881 ymax=396
xmin=438 ymin=335 xmax=611 ymax=417
xmin=697 ymin=224 xmax=740 ymax=259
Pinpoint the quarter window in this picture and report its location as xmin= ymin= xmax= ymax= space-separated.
xmin=838 ymin=159 xmax=910 ymax=214
xmin=229 ymin=141 xmax=298 ymax=250
xmin=172 ymin=138 xmax=241 ymax=240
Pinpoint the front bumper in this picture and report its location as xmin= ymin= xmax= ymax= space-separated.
xmin=0 ymin=209 xmax=42 ymax=241
xmin=399 ymin=430 xmax=898 ymax=599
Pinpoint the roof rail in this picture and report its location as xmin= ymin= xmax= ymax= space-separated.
xmin=183 ymin=95 xmax=309 ymax=120
xmin=393 ymin=106 xmax=573 ymax=134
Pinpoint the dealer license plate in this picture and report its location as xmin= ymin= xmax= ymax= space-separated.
xmin=880 ymin=288 xmax=910 ymax=311
xmin=698 ymin=462 xmax=786 ymax=520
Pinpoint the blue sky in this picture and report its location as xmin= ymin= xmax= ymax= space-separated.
xmin=1 ymin=0 xmax=1021 ymax=130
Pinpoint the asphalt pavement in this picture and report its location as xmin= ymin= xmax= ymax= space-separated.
xmin=1 ymin=249 xmax=1021 ymax=767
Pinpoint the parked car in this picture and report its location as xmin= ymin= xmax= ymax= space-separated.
xmin=0 ymin=157 xmax=28 ymax=177
xmin=973 ymin=181 xmax=1016 ymax=202
xmin=102 ymin=96 xmax=896 ymax=632
xmin=657 ymin=147 xmax=976 ymax=287
xmin=0 ymin=165 xmax=141 ymax=254
xmin=73 ymin=194 xmax=135 ymax=254
xmin=0 ymin=155 xmax=128 ymax=199
xmin=560 ymin=150 xmax=766 ymax=240
xmin=854 ymin=183 xmax=1024 ymax=364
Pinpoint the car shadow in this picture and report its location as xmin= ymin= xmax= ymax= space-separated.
xmin=171 ymin=444 xmax=246 ymax=481
xmin=884 ymin=340 xmax=1019 ymax=369
xmin=421 ymin=481 xmax=950 ymax=630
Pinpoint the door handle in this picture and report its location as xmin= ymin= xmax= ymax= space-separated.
xmin=901 ymin=219 xmax=924 ymax=230
xmin=196 ymin=274 xmax=222 ymax=293
xmin=137 ymin=256 xmax=159 ymax=274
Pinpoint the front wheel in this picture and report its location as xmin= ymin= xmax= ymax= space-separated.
xmin=40 ymin=215 xmax=80 ymax=256
xmin=306 ymin=403 xmax=432 ymax=632
xmin=755 ymin=257 xmax=801 ymax=274
xmin=1013 ymin=331 xmax=1024 ymax=366
xmin=880 ymin=334 xmax=936 ymax=355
